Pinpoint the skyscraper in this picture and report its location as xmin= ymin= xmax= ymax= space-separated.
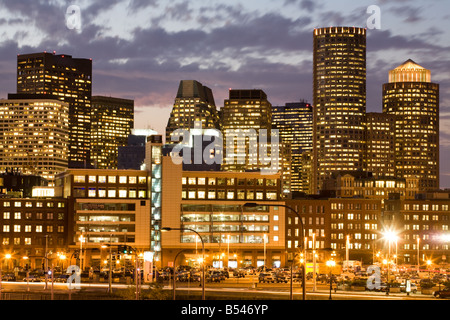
xmin=221 ymin=89 xmax=273 ymax=172
xmin=365 ymin=112 xmax=396 ymax=178
xmin=272 ymin=101 xmax=313 ymax=194
xmin=17 ymin=52 xmax=92 ymax=168
xmin=383 ymin=59 xmax=440 ymax=191
xmin=313 ymin=27 xmax=367 ymax=194
xmin=0 ymin=95 xmax=69 ymax=182
xmin=90 ymin=96 xmax=134 ymax=169
xmin=165 ymin=80 xmax=220 ymax=143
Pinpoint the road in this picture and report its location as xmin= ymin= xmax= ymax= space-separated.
xmin=0 ymin=277 xmax=438 ymax=300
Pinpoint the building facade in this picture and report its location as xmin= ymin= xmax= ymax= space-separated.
xmin=313 ymin=27 xmax=367 ymax=194
xmin=221 ymin=89 xmax=274 ymax=172
xmin=365 ymin=112 xmax=396 ymax=178
xmin=91 ymin=96 xmax=134 ymax=170
xmin=0 ymin=197 xmax=68 ymax=271
xmin=17 ymin=52 xmax=92 ymax=168
xmin=384 ymin=193 xmax=450 ymax=265
xmin=55 ymin=169 xmax=151 ymax=269
xmin=165 ymin=80 xmax=221 ymax=143
xmin=383 ymin=59 xmax=440 ymax=191
xmin=0 ymin=97 xmax=69 ymax=182
xmin=161 ymin=164 xmax=290 ymax=268
xmin=272 ymin=101 xmax=313 ymax=194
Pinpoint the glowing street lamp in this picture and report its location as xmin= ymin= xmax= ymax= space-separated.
xmin=382 ymin=229 xmax=399 ymax=295
xmin=162 ymin=227 xmax=205 ymax=301
xmin=326 ymin=260 xmax=336 ymax=300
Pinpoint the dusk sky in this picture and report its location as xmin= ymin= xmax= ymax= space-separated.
xmin=0 ymin=0 xmax=449 ymax=187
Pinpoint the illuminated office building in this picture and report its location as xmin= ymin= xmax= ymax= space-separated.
xmin=222 ymin=89 xmax=273 ymax=172
xmin=17 ymin=52 xmax=92 ymax=168
xmin=165 ymin=80 xmax=221 ymax=143
xmin=0 ymin=96 xmax=69 ymax=182
xmin=383 ymin=59 xmax=440 ymax=191
xmin=365 ymin=112 xmax=396 ymax=178
xmin=91 ymin=96 xmax=134 ymax=169
xmin=312 ymin=27 xmax=367 ymax=194
xmin=272 ymin=101 xmax=313 ymax=194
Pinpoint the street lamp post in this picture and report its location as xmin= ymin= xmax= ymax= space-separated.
xmin=162 ymin=227 xmax=205 ymax=300
xmin=0 ymin=254 xmax=12 ymax=301
xmin=326 ymin=260 xmax=336 ymax=300
xmin=244 ymin=203 xmax=306 ymax=301
xmin=383 ymin=230 xmax=399 ymax=296
xmin=172 ymin=250 xmax=187 ymax=300
xmin=417 ymin=237 xmax=420 ymax=272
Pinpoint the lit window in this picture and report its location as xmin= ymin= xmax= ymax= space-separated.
xmin=119 ymin=176 xmax=127 ymax=184
xmin=119 ymin=189 xmax=127 ymax=198
xmin=88 ymin=188 xmax=96 ymax=198
xmin=98 ymin=189 xmax=106 ymax=198
xmin=74 ymin=176 xmax=85 ymax=183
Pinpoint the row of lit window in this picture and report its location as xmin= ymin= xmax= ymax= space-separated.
xmin=2 ymin=225 xmax=64 ymax=233
xmin=404 ymin=225 xmax=449 ymax=231
xmin=1 ymin=201 xmax=64 ymax=208
xmin=182 ymin=189 xmax=277 ymax=201
xmin=404 ymin=204 xmax=450 ymax=211
xmin=2 ymin=237 xmax=63 ymax=246
xmin=74 ymin=187 xmax=147 ymax=199
xmin=74 ymin=175 xmax=147 ymax=184
xmin=182 ymin=177 xmax=277 ymax=187
xmin=2 ymin=212 xmax=64 ymax=220
xmin=332 ymin=223 xmax=378 ymax=230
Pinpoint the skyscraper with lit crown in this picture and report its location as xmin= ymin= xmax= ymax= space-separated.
xmin=383 ymin=59 xmax=440 ymax=191
xmin=312 ymin=27 xmax=367 ymax=194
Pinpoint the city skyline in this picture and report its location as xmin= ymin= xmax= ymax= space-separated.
xmin=0 ymin=0 xmax=449 ymax=187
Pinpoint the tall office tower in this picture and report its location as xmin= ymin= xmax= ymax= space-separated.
xmin=383 ymin=59 xmax=440 ymax=191
xmin=90 ymin=96 xmax=134 ymax=169
xmin=272 ymin=101 xmax=313 ymax=193
xmin=0 ymin=96 xmax=69 ymax=182
xmin=365 ymin=113 xmax=396 ymax=178
xmin=17 ymin=52 xmax=92 ymax=168
xmin=312 ymin=27 xmax=367 ymax=194
xmin=222 ymin=89 xmax=274 ymax=172
xmin=165 ymin=80 xmax=221 ymax=143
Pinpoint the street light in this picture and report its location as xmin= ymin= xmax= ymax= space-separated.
xmin=0 ymin=254 xmax=12 ymax=300
xmin=172 ymin=249 xmax=188 ymax=300
xmin=326 ymin=260 xmax=336 ymax=300
xmin=79 ymin=234 xmax=86 ymax=272
xmin=244 ymin=202 xmax=307 ymax=301
xmin=162 ymin=227 xmax=205 ymax=300
xmin=382 ymin=230 xmax=399 ymax=296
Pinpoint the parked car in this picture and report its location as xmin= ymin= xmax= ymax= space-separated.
xmin=55 ymin=274 xmax=70 ymax=283
xmin=434 ymin=287 xmax=450 ymax=299
xmin=275 ymin=272 xmax=290 ymax=283
xmin=23 ymin=274 xmax=41 ymax=282
xmin=190 ymin=272 xmax=201 ymax=282
xmin=3 ymin=273 xmax=16 ymax=281
xmin=400 ymin=282 xmax=418 ymax=293
xmin=233 ymin=269 xmax=246 ymax=278
xmin=258 ymin=272 xmax=276 ymax=283
xmin=206 ymin=272 xmax=222 ymax=283
xmin=292 ymin=272 xmax=303 ymax=283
